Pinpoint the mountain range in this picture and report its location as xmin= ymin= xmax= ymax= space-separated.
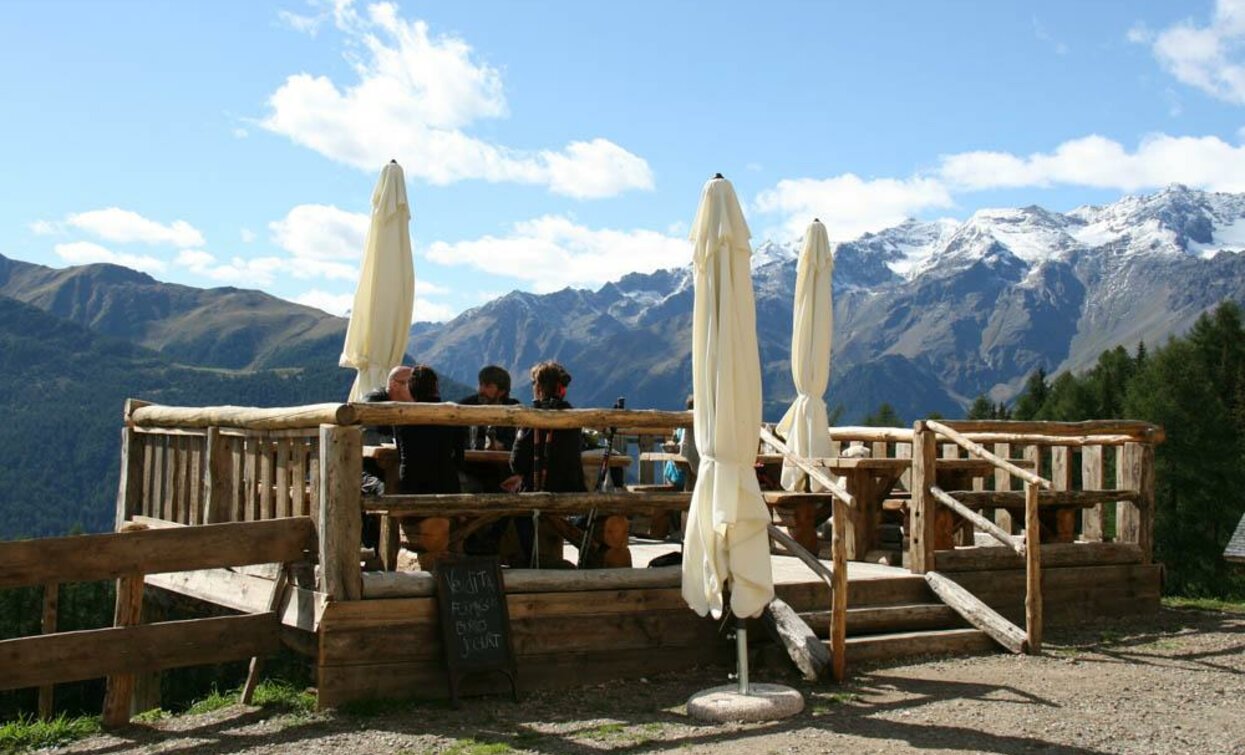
xmin=410 ymin=185 xmax=1245 ymax=422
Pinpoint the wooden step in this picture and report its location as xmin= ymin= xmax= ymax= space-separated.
xmin=776 ymin=575 xmax=935 ymax=612
xmin=841 ymin=627 xmax=997 ymax=664
xmin=801 ymin=603 xmax=965 ymax=637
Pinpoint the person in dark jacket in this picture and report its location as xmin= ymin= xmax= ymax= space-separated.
xmin=502 ymin=361 xmax=585 ymax=565
xmin=456 ymin=365 xmax=521 ymax=451
xmin=394 ymin=365 xmax=464 ymax=495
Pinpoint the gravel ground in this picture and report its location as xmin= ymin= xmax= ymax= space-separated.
xmin=53 ymin=606 xmax=1245 ymax=755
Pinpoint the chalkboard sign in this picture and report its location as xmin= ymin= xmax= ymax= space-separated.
xmin=434 ymin=555 xmax=517 ymax=705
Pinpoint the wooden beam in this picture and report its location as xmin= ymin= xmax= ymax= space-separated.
xmin=830 ymin=495 xmax=848 ymax=683
xmin=826 ymin=426 xmax=914 ymax=443
xmin=144 ymin=568 xmax=325 ymax=632
xmin=961 ymin=432 xmax=1147 ymax=447
xmin=926 ymin=420 xmax=1052 ymax=490
xmin=131 ymin=403 xmax=356 ymax=430
xmin=360 ymin=565 xmax=683 ymax=598
xmin=0 ymin=518 xmax=315 ymax=590
xmin=351 ymin=402 xmax=692 ymax=430
xmin=938 ymin=420 xmax=1164 ymax=443
xmin=0 ymin=614 xmax=280 ymax=691
xmin=925 ymin=571 xmax=1027 ymax=654
xmin=1025 ymin=482 xmax=1042 ymax=653
xmin=116 ymin=427 xmax=144 ymax=530
xmin=938 ymin=489 xmax=1138 ymax=509
xmin=762 ymin=597 xmax=830 ymax=681
xmin=759 ymin=426 xmax=855 ymax=508
xmin=202 ymin=427 xmax=231 ymax=524
xmin=930 ymin=486 xmax=1023 ymax=556
xmin=933 ymin=542 xmax=1143 ymax=572
xmin=1119 ymin=442 xmax=1155 ymax=563
xmin=102 ymin=571 xmax=144 ymax=728
xmin=1081 ymin=445 xmax=1106 ymax=542
xmin=319 ymin=424 xmax=363 ymax=601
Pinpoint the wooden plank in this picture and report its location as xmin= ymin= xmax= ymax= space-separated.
xmin=827 ymin=426 xmax=914 ymax=443
xmin=230 ymin=434 xmax=244 ymax=522
xmin=319 ymin=425 xmax=363 ymax=601
xmin=1025 ymin=482 xmax=1042 ymax=653
xmin=174 ymin=436 xmax=189 ymax=524
xmin=1081 ymin=445 xmax=1106 ymax=542
xmin=933 ymin=542 xmax=1143 ymax=571
xmin=1050 ymin=446 xmax=1076 ymax=543
xmin=244 ymin=437 xmax=259 ymax=521
xmin=927 ymin=420 xmax=1052 ymax=489
xmin=925 ymin=571 xmax=1026 ymax=653
xmin=38 ymin=583 xmax=58 ymax=719
xmin=102 ymin=571 xmax=144 ymax=727
xmin=152 ymin=437 xmax=166 ymax=522
xmin=909 ymin=423 xmax=937 ymax=573
xmin=843 ymin=628 xmax=995 ymax=664
xmin=803 ymin=603 xmax=962 ymax=636
xmin=131 ymin=403 xmax=355 ymax=430
xmin=275 ymin=439 xmax=291 ymax=519
xmin=189 ymin=435 xmax=203 ymax=525
xmin=259 ymin=438 xmax=275 ymax=520
xmin=308 ymin=447 xmax=321 ymax=531
xmin=896 ymin=441 xmax=912 ymax=491
xmin=993 ymin=442 xmax=1012 ymax=532
xmin=291 ymin=439 xmax=308 ymax=517
xmin=0 ymin=518 xmax=315 ymax=589
xmin=144 ymin=569 xmax=325 ymax=632
xmin=141 ymin=437 xmax=154 ymax=518
xmin=940 ymin=489 xmax=1138 ymax=508
xmin=940 ymin=419 xmax=1163 ymax=440
xmin=0 ymin=614 xmax=280 ymax=691
xmin=202 ymin=428 xmax=227 ymax=524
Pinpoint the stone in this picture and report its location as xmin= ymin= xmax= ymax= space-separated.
xmin=686 ymin=683 xmax=805 ymax=723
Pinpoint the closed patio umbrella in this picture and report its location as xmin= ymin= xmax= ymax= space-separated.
xmin=340 ymin=160 xmax=415 ymax=401
xmin=682 ymin=174 xmax=774 ymax=620
xmin=775 ymin=219 xmax=834 ymax=491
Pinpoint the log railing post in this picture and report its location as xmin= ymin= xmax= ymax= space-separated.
xmin=830 ymin=495 xmax=848 ymax=682
xmin=1024 ymin=481 xmax=1042 ymax=653
xmin=993 ymin=442 xmax=1012 ymax=533
xmin=1118 ymin=442 xmax=1154 ymax=562
xmin=115 ymin=427 xmax=144 ymax=529
xmin=1081 ymin=444 xmax=1105 ymax=542
xmin=202 ymin=427 xmax=232 ymax=524
xmin=38 ymin=583 xmax=58 ymax=720
xmin=319 ymin=424 xmax=362 ymax=601
xmin=909 ymin=422 xmax=937 ymax=573
xmin=102 ymin=570 xmax=145 ymax=728
xmin=1050 ymin=446 xmax=1076 ymax=543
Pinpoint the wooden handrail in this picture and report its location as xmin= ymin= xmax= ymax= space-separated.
xmin=930 ymin=486 xmax=1024 ymax=556
xmin=937 ymin=419 xmax=1164 ymax=443
xmin=351 ymin=403 xmax=692 ymax=430
xmin=926 ymin=420 xmax=1053 ymax=490
xmin=758 ymin=426 xmax=855 ymax=509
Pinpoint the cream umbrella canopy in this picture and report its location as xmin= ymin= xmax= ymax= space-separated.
xmin=340 ymin=161 xmax=415 ymax=401
xmin=682 ymin=175 xmax=774 ymax=620
xmin=775 ymin=220 xmax=834 ymax=491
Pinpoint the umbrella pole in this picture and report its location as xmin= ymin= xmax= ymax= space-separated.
xmin=735 ymin=615 xmax=750 ymax=695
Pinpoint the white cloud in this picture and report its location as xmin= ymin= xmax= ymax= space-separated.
xmin=64 ymin=208 xmax=204 ymax=247
xmin=261 ymin=1 xmax=653 ymax=198
xmin=416 ymin=279 xmax=449 ymax=296
xmin=1032 ymin=16 xmax=1069 ymax=56
xmin=240 ymin=228 xmax=256 ymax=243
xmin=413 ymin=296 xmax=456 ymax=322
xmin=425 ymin=215 xmax=688 ymax=292
xmin=938 ymin=132 xmax=1245 ymax=193
xmin=232 ymin=127 xmax=249 ymax=139
xmin=269 ymin=203 xmax=369 ymax=260
xmin=292 ymin=287 xmax=456 ymax=322
xmin=29 ymin=220 xmax=58 ymax=235
xmin=753 ymin=175 xmax=954 ymax=241
xmin=54 ymin=241 xmax=167 ymax=274
xmin=175 ymin=250 xmax=287 ymax=285
xmin=1139 ymin=0 xmax=1245 ymax=104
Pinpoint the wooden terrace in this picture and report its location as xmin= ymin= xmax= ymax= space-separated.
xmin=0 ymin=399 xmax=1164 ymax=721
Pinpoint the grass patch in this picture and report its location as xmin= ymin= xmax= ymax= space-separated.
xmin=441 ymin=739 xmax=513 ymax=755
xmin=131 ymin=707 xmax=171 ymax=723
xmin=583 ymin=722 xmax=626 ymax=737
xmin=185 ymin=687 xmax=235 ymax=716
xmin=0 ymin=714 xmax=101 ymax=754
xmin=1164 ymin=596 xmax=1245 ymax=614
xmin=248 ymin=681 xmax=316 ymax=715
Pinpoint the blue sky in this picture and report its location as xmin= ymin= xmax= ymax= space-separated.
xmin=3 ymin=0 xmax=1245 ymax=321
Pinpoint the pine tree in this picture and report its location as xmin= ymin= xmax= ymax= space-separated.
xmin=863 ymin=403 xmax=903 ymax=427
xmin=1011 ymin=368 xmax=1049 ymax=420
xmin=967 ymin=394 xmax=994 ymax=420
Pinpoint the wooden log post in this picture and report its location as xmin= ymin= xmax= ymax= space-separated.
xmin=830 ymin=494 xmax=848 ymax=682
xmin=993 ymin=442 xmax=1013 ymax=533
xmin=1118 ymin=442 xmax=1155 ymax=562
xmin=1024 ymin=481 xmax=1042 ymax=653
xmin=762 ymin=597 xmax=830 ymax=681
xmin=38 ymin=583 xmax=58 ymax=720
xmin=101 ymin=542 xmax=146 ymax=729
xmin=318 ymin=425 xmax=362 ymax=601
xmin=201 ymin=427 xmax=231 ymax=524
xmin=909 ymin=422 xmax=938 ymax=574
xmin=1081 ymin=445 xmax=1105 ymax=542
xmin=1050 ymin=446 xmax=1077 ymax=543
xmin=115 ymin=427 xmax=145 ymax=529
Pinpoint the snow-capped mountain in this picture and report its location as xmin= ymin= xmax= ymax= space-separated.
xmin=411 ymin=186 xmax=1245 ymax=422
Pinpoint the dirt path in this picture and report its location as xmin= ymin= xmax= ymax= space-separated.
xmin=55 ymin=607 xmax=1245 ymax=755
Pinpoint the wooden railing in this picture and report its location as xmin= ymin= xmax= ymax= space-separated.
xmin=0 ymin=518 xmax=315 ymax=726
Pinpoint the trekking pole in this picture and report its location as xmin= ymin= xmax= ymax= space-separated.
xmin=579 ymin=397 xmax=624 ymax=568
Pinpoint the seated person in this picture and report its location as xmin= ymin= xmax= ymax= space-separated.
xmin=394 ymin=365 xmax=464 ymax=495
xmin=502 ymin=361 xmax=586 ymax=565
xmin=359 ymin=365 xmax=412 ymax=553
xmin=457 ymin=365 xmax=521 ymax=451
xmin=664 ymin=395 xmax=698 ymax=490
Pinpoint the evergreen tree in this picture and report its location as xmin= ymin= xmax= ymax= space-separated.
xmin=863 ymin=403 xmax=903 ymax=427
xmin=967 ymin=394 xmax=994 ymax=420
xmin=1011 ymin=368 xmax=1049 ymax=420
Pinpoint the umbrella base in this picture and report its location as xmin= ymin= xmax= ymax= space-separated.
xmin=686 ymin=683 xmax=804 ymax=723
